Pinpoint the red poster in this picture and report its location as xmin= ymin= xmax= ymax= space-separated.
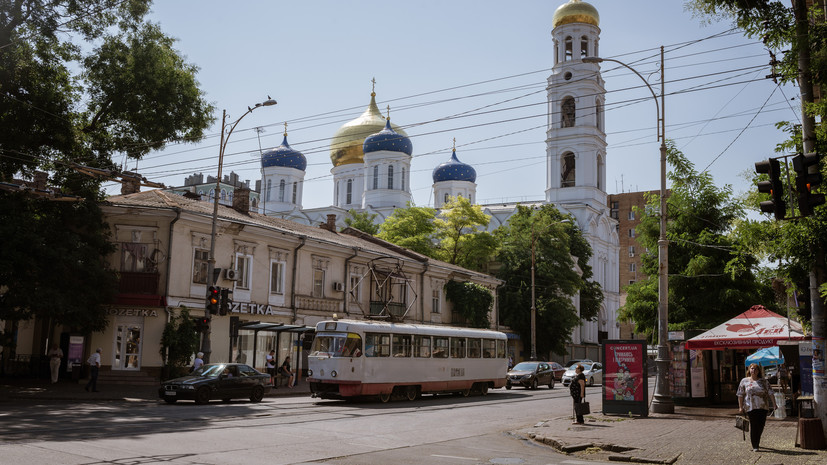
xmin=604 ymin=343 xmax=644 ymax=402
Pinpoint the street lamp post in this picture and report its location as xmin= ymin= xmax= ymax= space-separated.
xmin=202 ymin=97 xmax=276 ymax=363
xmin=530 ymin=217 xmax=570 ymax=361
xmin=584 ymin=47 xmax=673 ymax=414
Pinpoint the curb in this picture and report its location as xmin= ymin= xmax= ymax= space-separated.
xmin=526 ymin=432 xmax=678 ymax=465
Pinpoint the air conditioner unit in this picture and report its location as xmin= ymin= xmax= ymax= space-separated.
xmin=225 ymin=269 xmax=239 ymax=281
xmin=332 ymin=282 xmax=344 ymax=292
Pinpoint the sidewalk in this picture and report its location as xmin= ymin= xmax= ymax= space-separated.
xmin=0 ymin=375 xmax=310 ymax=402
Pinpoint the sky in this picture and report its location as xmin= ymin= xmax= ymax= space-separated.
xmin=106 ymin=0 xmax=801 ymax=212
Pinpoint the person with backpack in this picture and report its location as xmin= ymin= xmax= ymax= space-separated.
xmin=570 ymin=364 xmax=586 ymax=424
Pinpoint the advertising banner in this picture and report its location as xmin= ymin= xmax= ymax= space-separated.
xmin=602 ymin=340 xmax=648 ymax=417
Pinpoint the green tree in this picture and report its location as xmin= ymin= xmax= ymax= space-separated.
xmin=495 ymin=205 xmax=602 ymax=357
xmin=0 ymin=1 xmax=214 ymax=339
xmin=160 ymin=307 xmax=201 ymax=378
xmin=377 ymin=203 xmax=438 ymax=257
xmin=444 ymin=281 xmax=493 ymax=328
xmin=619 ymin=143 xmax=772 ymax=342
xmin=343 ymin=209 xmax=379 ymax=235
xmin=434 ymin=196 xmax=499 ymax=271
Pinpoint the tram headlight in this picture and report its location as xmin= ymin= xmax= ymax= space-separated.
xmin=307 ymin=369 xmax=313 ymax=377
xmin=331 ymin=370 xmax=338 ymax=378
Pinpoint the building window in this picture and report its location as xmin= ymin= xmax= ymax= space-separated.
xmin=580 ymin=35 xmax=588 ymax=58
xmin=629 ymin=229 xmax=635 ymax=238
xmin=629 ymin=280 xmax=636 ymax=286
xmin=312 ymin=268 xmax=325 ymax=298
xmin=596 ymin=99 xmax=603 ymax=132
xmin=561 ymin=96 xmax=575 ymax=128
xmin=561 ymin=152 xmax=576 ymax=187
xmin=292 ymin=182 xmax=297 ymax=204
xmin=270 ymin=261 xmax=285 ymax=294
xmin=629 ymin=263 xmax=636 ymax=272
xmin=401 ymin=167 xmax=406 ymax=191
xmin=236 ymin=254 xmax=252 ymax=290
xmin=444 ymin=193 xmax=449 ymax=204
xmin=208 ymin=189 xmax=215 ymax=202
xmin=335 ymin=181 xmax=339 ymax=205
xmin=432 ymin=289 xmax=440 ymax=313
xmin=121 ymin=243 xmax=152 ymax=272
xmin=629 ymin=246 xmax=635 ymax=257
xmin=279 ymin=180 xmax=285 ymax=202
xmin=266 ymin=179 xmax=272 ymax=201
xmin=346 ymin=179 xmax=353 ymax=204
xmin=387 ymin=165 xmax=394 ymax=189
xmin=220 ymin=189 xmax=227 ymax=201
xmin=564 ymin=36 xmax=572 ymax=61
xmin=628 ymin=210 xmax=635 ymax=220
xmin=193 ymin=249 xmax=209 ymax=284
xmin=373 ymin=166 xmax=378 ymax=190
xmin=349 ymin=275 xmax=361 ymax=302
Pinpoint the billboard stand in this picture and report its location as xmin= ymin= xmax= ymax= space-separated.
xmin=602 ymin=340 xmax=649 ymax=417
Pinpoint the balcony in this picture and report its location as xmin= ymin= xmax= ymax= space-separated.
xmin=369 ymin=301 xmax=407 ymax=318
xmin=116 ymin=272 xmax=164 ymax=306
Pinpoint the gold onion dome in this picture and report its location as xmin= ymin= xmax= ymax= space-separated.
xmin=330 ymin=92 xmax=408 ymax=167
xmin=552 ymin=0 xmax=599 ymax=28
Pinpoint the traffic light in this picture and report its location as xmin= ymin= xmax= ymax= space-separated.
xmin=193 ymin=317 xmax=210 ymax=332
xmin=207 ymin=286 xmax=220 ymax=314
xmin=792 ymin=152 xmax=825 ymax=216
xmin=219 ymin=288 xmax=232 ymax=316
xmin=755 ymin=158 xmax=786 ymax=220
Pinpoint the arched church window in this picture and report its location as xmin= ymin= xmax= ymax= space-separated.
xmin=444 ymin=193 xmax=449 ymax=204
xmin=292 ymin=182 xmax=297 ymax=204
xmin=580 ymin=36 xmax=588 ymax=58
xmin=554 ymin=40 xmax=559 ymax=65
xmin=279 ymin=180 xmax=285 ymax=202
xmin=373 ymin=165 xmax=379 ymax=190
xmin=402 ymin=167 xmax=406 ymax=191
xmin=564 ymin=36 xmax=572 ymax=61
xmin=598 ymin=153 xmax=605 ymax=191
xmin=561 ymin=152 xmax=576 ymax=188
xmin=209 ymin=189 xmax=215 ymax=202
xmin=266 ymin=179 xmax=272 ymax=201
xmin=346 ymin=179 xmax=353 ymax=204
xmin=335 ymin=181 xmax=339 ymax=204
xmin=228 ymin=191 xmax=233 ymax=204
xmin=387 ymin=165 xmax=394 ymax=189
xmin=596 ymin=99 xmax=603 ymax=132
xmin=561 ymin=97 xmax=575 ymax=128
xmin=220 ymin=189 xmax=227 ymax=201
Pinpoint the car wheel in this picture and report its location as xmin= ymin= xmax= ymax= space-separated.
xmin=505 ymin=383 xmax=512 ymax=390
xmin=378 ymin=392 xmax=391 ymax=403
xmin=549 ymin=377 xmax=555 ymax=389
xmin=588 ymin=377 xmax=594 ymax=387
xmin=530 ymin=379 xmax=538 ymax=390
xmin=194 ymin=387 xmax=211 ymax=405
xmin=163 ymin=396 xmax=177 ymax=404
xmin=250 ymin=385 xmax=265 ymax=403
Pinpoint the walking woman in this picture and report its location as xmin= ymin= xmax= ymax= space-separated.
xmin=570 ymin=364 xmax=587 ymax=424
xmin=737 ymin=363 xmax=777 ymax=452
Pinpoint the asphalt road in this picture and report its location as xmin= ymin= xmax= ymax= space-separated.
xmin=0 ymin=384 xmax=601 ymax=465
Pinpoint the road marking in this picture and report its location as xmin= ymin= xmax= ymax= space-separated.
xmin=431 ymin=454 xmax=479 ymax=461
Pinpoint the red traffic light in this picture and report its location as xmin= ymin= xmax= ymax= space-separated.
xmin=207 ymin=286 xmax=220 ymax=314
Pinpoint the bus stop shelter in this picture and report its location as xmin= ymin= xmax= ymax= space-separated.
xmin=230 ymin=320 xmax=315 ymax=374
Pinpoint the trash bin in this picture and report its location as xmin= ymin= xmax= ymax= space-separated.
xmin=71 ymin=363 xmax=81 ymax=382
xmin=773 ymin=392 xmax=786 ymax=419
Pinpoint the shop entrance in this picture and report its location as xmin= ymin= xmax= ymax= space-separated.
xmin=113 ymin=322 xmax=142 ymax=370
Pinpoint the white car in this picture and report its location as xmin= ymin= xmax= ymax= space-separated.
xmin=561 ymin=361 xmax=603 ymax=387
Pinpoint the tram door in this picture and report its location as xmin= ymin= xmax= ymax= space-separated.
xmin=113 ymin=323 xmax=142 ymax=370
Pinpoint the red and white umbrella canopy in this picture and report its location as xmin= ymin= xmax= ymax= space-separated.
xmin=685 ymin=305 xmax=805 ymax=350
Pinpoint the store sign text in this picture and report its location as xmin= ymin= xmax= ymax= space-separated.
xmin=231 ymin=302 xmax=277 ymax=315
xmin=107 ymin=308 xmax=159 ymax=317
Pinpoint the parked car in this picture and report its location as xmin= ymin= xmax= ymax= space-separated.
xmin=561 ymin=361 xmax=603 ymax=387
xmin=506 ymin=361 xmax=557 ymax=390
xmin=159 ymin=363 xmax=272 ymax=404
xmin=549 ymin=361 xmax=567 ymax=381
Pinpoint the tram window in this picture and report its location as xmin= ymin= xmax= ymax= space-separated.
xmin=496 ymin=340 xmax=506 ymax=358
xmin=468 ymin=339 xmax=481 ymax=358
xmin=482 ymin=339 xmax=496 ymax=358
xmin=433 ymin=337 xmax=449 ymax=358
xmin=365 ymin=333 xmax=390 ymax=357
xmin=342 ymin=334 xmax=362 ymax=357
xmin=450 ymin=338 xmax=466 ymax=358
xmin=414 ymin=335 xmax=431 ymax=357
xmin=392 ymin=334 xmax=412 ymax=357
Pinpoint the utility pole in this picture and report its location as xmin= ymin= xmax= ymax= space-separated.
xmin=794 ymin=0 xmax=826 ymax=434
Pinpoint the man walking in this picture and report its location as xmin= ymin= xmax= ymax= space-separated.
xmin=85 ymin=348 xmax=101 ymax=392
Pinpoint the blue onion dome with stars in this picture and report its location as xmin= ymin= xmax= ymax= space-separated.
xmin=261 ymin=131 xmax=307 ymax=171
xmin=363 ymin=118 xmax=413 ymax=156
xmin=433 ymin=147 xmax=476 ymax=183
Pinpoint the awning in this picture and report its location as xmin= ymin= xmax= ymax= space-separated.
xmin=685 ymin=305 xmax=805 ymax=350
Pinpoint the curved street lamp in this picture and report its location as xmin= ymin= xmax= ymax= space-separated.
xmin=202 ymin=97 xmax=277 ymax=362
xmin=584 ymin=48 xmax=673 ymax=414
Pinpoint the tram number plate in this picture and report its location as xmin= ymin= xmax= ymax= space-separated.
xmin=451 ymin=368 xmax=465 ymax=377
xmin=165 ymin=391 xmax=176 ymax=396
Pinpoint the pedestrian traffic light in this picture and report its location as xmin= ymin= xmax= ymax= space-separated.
xmin=755 ymin=158 xmax=786 ymax=220
xmin=792 ymin=152 xmax=824 ymax=216
xmin=207 ymin=286 xmax=220 ymax=314
xmin=193 ymin=317 xmax=210 ymax=332
xmin=219 ymin=288 xmax=231 ymax=316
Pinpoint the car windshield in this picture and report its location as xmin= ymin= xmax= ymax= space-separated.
xmin=193 ymin=364 xmax=226 ymax=378
xmin=512 ymin=362 xmax=538 ymax=371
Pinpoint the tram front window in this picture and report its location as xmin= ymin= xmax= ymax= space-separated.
xmin=310 ymin=333 xmax=362 ymax=357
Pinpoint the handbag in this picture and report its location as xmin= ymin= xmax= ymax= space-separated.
xmin=735 ymin=415 xmax=750 ymax=441
xmin=574 ymin=401 xmax=591 ymax=416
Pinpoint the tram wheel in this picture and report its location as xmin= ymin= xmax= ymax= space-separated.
xmin=460 ymin=388 xmax=471 ymax=397
xmin=378 ymin=392 xmax=391 ymax=403
xmin=479 ymin=383 xmax=489 ymax=396
xmin=405 ymin=386 xmax=418 ymax=401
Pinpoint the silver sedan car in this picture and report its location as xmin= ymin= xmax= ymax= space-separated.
xmin=561 ymin=361 xmax=603 ymax=386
